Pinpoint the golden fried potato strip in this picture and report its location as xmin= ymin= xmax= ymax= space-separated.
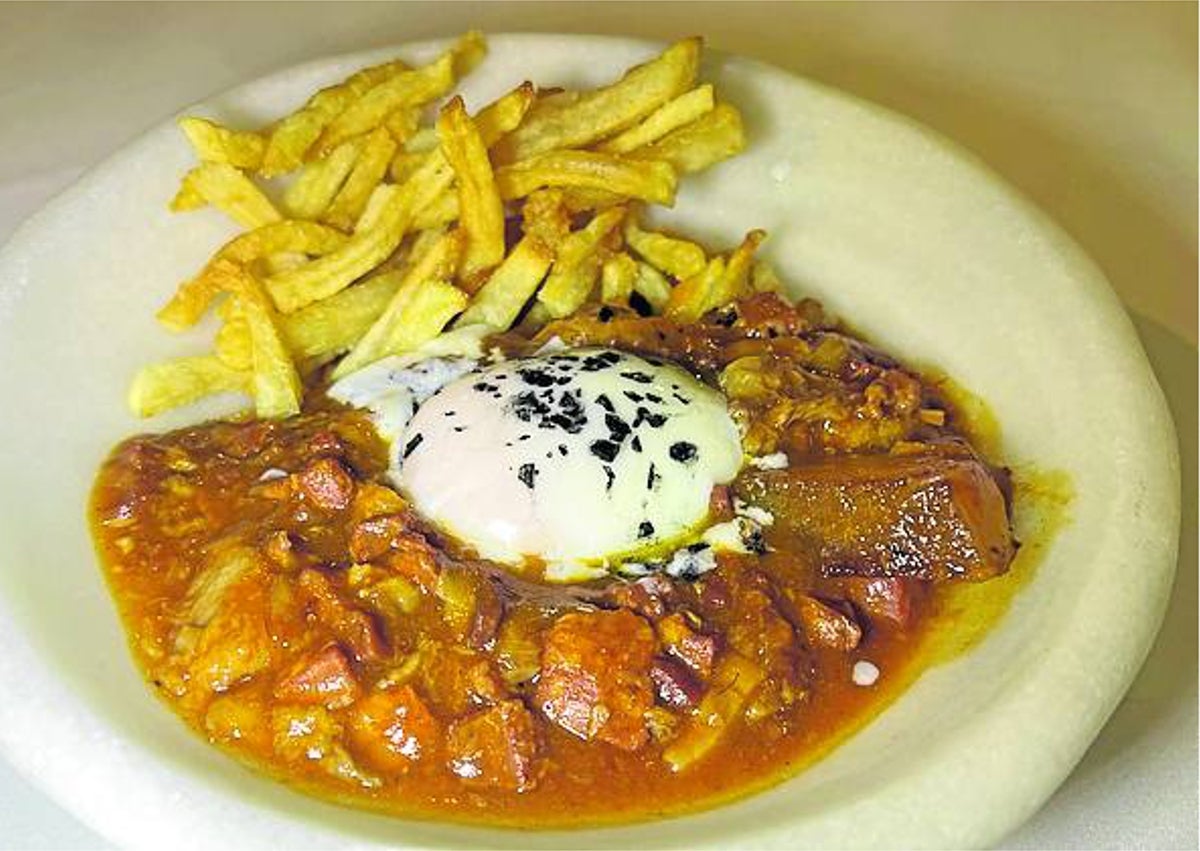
xmin=438 ymin=97 xmax=505 ymax=279
xmin=128 ymin=355 xmax=248 ymax=418
xmin=457 ymin=235 xmax=555 ymax=330
xmin=623 ymin=217 xmax=707 ymax=280
xmin=632 ymin=260 xmax=673 ymax=313
xmin=600 ymin=252 xmax=638 ymax=304
xmin=260 ymin=57 xmax=411 ymax=176
xmin=598 ymin=84 xmax=714 ymax=154
xmin=315 ymin=32 xmax=486 ymax=155
xmin=178 ymin=117 xmax=266 ymax=169
xmin=157 ymin=221 xmax=348 ymax=331
xmin=210 ymin=260 xmax=302 ymax=417
xmin=283 ymin=139 xmax=362 ymax=220
xmin=496 ymin=151 xmax=677 ymax=206
xmin=494 ymin=38 xmax=700 ymax=163
xmin=536 ymin=206 xmax=627 ymax=318
xmin=521 ymin=188 xmax=571 ymax=245
xmin=323 ymin=127 xmax=398 ymax=231
xmin=333 ymin=231 xmax=467 ymax=377
xmin=267 ymin=152 xmax=454 ymax=313
xmin=171 ymin=163 xmax=282 ymax=228
xmin=709 ymin=229 xmax=766 ymax=307
xmin=665 ymin=255 xmax=726 ymax=323
xmin=630 ymin=102 xmax=745 ymax=173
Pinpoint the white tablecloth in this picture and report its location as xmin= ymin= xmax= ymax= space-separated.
xmin=0 ymin=4 xmax=1194 ymax=848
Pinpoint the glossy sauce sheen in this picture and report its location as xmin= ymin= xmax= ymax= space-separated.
xmin=89 ymin=295 xmax=1019 ymax=826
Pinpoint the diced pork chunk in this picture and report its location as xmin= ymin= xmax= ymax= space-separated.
xmin=839 ymin=576 xmax=917 ymax=628
xmin=446 ymin=700 xmax=540 ymax=792
xmin=297 ymin=568 xmax=388 ymax=662
xmin=348 ymin=685 xmax=441 ymax=773
xmin=649 ymin=656 xmax=703 ymax=709
xmin=535 ymin=610 xmax=656 ymax=751
xmin=795 ymin=596 xmax=862 ymax=651
xmin=656 ymin=612 xmax=719 ymax=678
xmin=273 ymin=643 xmax=361 ymax=708
xmin=298 ymin=457 xmax=355 ymax=511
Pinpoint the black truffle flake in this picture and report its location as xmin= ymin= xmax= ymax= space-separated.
xmin=670 ymin=441 xmax=698 ymax=463
xmin=589 ymin=439 xmax=619 ymax=463
xmin=517 ymin=463 xmax=538 ymax=489
xmin=402 ymin=433 xmax=424 ymax=458
xmin=638 ymin=520 xmax=655 ymax=539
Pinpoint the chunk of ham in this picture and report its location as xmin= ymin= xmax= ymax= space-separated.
xmin=446 ymin=700 xmax=541 ymax=792
xmin=535 ymin=610 xmax=656 ymax=751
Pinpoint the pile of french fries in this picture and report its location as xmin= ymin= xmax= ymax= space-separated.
xmin=131 ymin=33 xmax=783 ymax=419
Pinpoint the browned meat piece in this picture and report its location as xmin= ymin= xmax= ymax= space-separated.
xmin=467 ymin=577 xmax=505 ymax=651
xmin=348 ymin=514 xmax=434 ymax=565
xmin=297 ymin=568 xmax=388 ymax=662
xmin=649 ymin=656 xmax=703 ymax=709
xmin=735 ymin=450 xmax=1015 ymax=582
xmin=837 ymin=576 xmax=919 ymax=628
xmin=794 ymin=596 xmax=861 ymax=651
xmin=419 ymin=647 xmax=507 ymax=715
xmin=273 ymin=643 xmax=361 ymax=708
xmin=708 ymin=484 xmax=734 ymax=519
xmin=297 ymin=457 xmax=356 ymax=510
xmin=656 ymin=612 xmax=719 ymax=678
xmin=347 ymin=685 xmax=441 ymax=773
xmin=307 ymin=429 xmax=345 ymax=457
xmin=446 ymin=700 xmax=541 ymax=792
xmin=535 ymin=609 xmax=656 ymax=751
xmin=605 ymin=574 xmax=677 ymax=619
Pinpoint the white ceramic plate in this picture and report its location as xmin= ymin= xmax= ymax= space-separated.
xmin=0 ymin=34 xmax=1179 ymax=850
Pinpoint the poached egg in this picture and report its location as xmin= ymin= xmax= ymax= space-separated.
xmin=330 ymin=340 xmax=743 ymax=577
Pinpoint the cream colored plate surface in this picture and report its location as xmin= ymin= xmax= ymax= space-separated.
xmin=0 ymin=34 xmax=1179 ymax=849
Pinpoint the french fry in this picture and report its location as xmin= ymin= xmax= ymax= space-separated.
xmin=178 ymin=117 xmax=266 ymax=169
xmin=496 ymin=151 xmax=677 ymax=206
xmin=665 ymin=255 xmax=726 ymax=323
xmin=600 ymin=253 xmax=638 ymax=304
xmin=404 ymin=127 xmax=439 ymax=153
xmin=389 ymin=150 xmax=428 ymax=183
xmin=494 ymin=38 xmax=700 ymax=162
xmin=438 ymin=97 xmax=505 ymax=279
xmin=708 ymin=229 xmax=766 ymax=307
xmin=255 ymin=251 xmax=309 ymax=278
xmin=402 ymin=83 xmax=534 ymax=232
xmin=598 ymin=84 xmax=714 ymax=154
xmin=411 ymin=191 xmax=460 ymax=231
xmin=751 ymin=259 xmax=784 ymax=294
xmin=536 ymin=206 xmax=626 ymax=318
xmin=210 ymin=260 xmax=302 ymax=417
xmin=521 ymin=188 xmax=571 ymax=245
xmin=383 ymin=107 xmax=421 ymax=144
xmin=315 ymin=32 xmax=486 ymax=155
xmin=283 ymin=270 xmax=402 ymax=360
xmin=128 ymin=355 xmax=248 ymax=418
xmin=623 ymin=217 xmax=707 ymax=280
xmin=157 ymin=221 xmax=348 ymax=331
xmin=267 ymin=151 xmax=454 ymax=313
xmin=216 ymin=270 xmax=406 ymax=367
xmin=260 ymin=57 xmax=411 ymax=176
xmin=630 ymin=102 xmax=745 ymax=174
xmin=355 ymin=184 xmax=400 ymax=233
xmin=323 ymin=127 xmax=398 ymax=231
xmin=171 ymin=163 xmax=282 ymax=228
xmin=333 ymin=231 xmax=467 ymax=377
xmin=283 ymin=139 xmax=361 ymax=220
xmin=558 ymin=186 xmax=627 ymax=215
xmin=472 ymin=82 xmax=536 ymax=146
xmin=457 ymin=235 xmax=554 ymax=329
xmin=633 ymin=260 xmax=673 ymax=312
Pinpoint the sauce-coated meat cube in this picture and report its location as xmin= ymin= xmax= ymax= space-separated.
xmin=535 ymin=609 xmax=656 ymax=751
